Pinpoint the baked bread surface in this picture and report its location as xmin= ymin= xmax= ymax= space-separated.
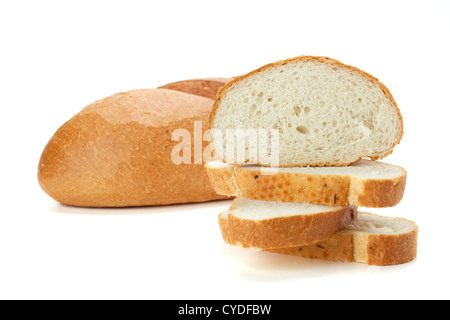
xmin=39 ymin=78 xmax=232 ymax=207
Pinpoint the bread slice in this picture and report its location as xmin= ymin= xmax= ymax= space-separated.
xmin=218 ymin=198 xmax=357 ymax=249
xmin=267 ymin=212 xmax=418 ymax=266
xmin=210 ymin=56 xmax=403 ymax=167
xmin=206 ymin=159 xmax=406 ymax=208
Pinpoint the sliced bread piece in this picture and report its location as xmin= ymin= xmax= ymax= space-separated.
xmin=210 ymin=56 xmax=403 ymax=167
xmin=267 ymin=212 xmax=418 ymax=266
xmin=218 ymin=198 xmax=357 ymax=249
xmin=206 ymin=159 xmax=406 ymax=207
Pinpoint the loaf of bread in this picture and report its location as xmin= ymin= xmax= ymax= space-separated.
xmin=218 ymin=197 xmax=357 ymax=249
xmin=267 ymin=212 xmax=418 ymax=266
xmin=210 ymin=56 xmax=403 ymax=167
xmin=206 ymin=159 xmax=406 ymax=207
xmin=38 ymin=78 xmax=232 ymax=207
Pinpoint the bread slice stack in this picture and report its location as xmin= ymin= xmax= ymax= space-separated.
xmin=206 ymin=56 xmax=418 ymax=266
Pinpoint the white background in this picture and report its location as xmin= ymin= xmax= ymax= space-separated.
xmin=1 ymin=0 xmax=449 ymax=300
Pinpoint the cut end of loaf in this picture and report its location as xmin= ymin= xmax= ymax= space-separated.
xmin=211 ymin=55 xmax=403 ymax=167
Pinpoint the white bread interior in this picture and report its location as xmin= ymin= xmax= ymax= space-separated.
xmin=207 ymin=159 xmax=405 ymax=179
xmin=343 ymin=212 xmax=416 ymax=235
xmin=211 ymin=56 xmax=403 ymax=167
xmin=228 ymin=197 xmax=349 ymax=220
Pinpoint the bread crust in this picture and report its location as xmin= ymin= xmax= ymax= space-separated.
xmin=364 ymin=225 xmax=418 ymax=266
xmin=218 ymin=202 xmax=357 ymax=249
xmin=38 ymin=85 xmax=231 ymax=207
xmin=267 ymin=233 xmax=355 ymax=262
xmin=158 ymin=78 xmax=232 ymax=100
xmin=268 ymin=212 xmax=418 ymax=266
xmin=205 ymin=165 xmax=236 ymax=197
xmin=354 ymin=175 xmax=407 ymax=208
xmin=206 ymin=162 xmax=407 ymax=208
xmin=209 ymin=55 xmax=404 ymax=167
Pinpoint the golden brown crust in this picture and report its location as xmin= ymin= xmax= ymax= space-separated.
xmin=355 ymin=175 xmax=407 ymax=208
xmin=206 ymin=163 xmax=407 ymax=208
xmin=234 ymin=170 xmax=352 ymax=206
xmin=267 ymin=212 xmax=418 ymax=266
xmin=158 ymin=78 xmax=232 ymax=100
xmin=205 ymin=165 xmax=236 ymax=197
xmin=267 ymin=233 xmax=355 ymax=262
xmin=218 ymin=204 xmax=357 ymax=249
xmin=209 ymin=55 xmax=404 ymax=167
xmin=38 ymin=88 xmax=230 ymax=207
xmin=364 ymin=225 xmax=418 ymax=266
